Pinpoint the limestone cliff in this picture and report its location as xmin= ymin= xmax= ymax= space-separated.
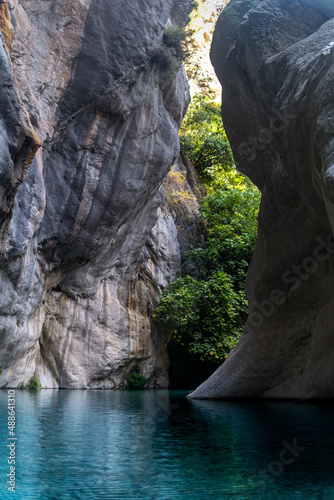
xmin=0 ymin=0 xmax=196 ymax=388
xmin=190 ymin=0 xmax=334 ymax=399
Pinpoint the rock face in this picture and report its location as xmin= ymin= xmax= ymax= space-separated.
xmin=190 ymin=0 xmax=334 ymax=399
xmin=0 ymin=0 xmax=195 ymax=388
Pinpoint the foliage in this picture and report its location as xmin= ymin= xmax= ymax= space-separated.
xmin=27 ymin=376 xmax=41 ymax=390
xmin=0 ymin=369 xmax=3 ymax=375
xmin=154 ymin=184 xmax=260 ymax=365
xmin=127 ymin=367 xmax=146 ymax=390
xmin=151 ymin=45 xmax=181 ymax=74
xmin=153 ymin=1 xmax=258 ymax=378
xmin=189 ymin=186 xmax=260 ymax=285
xmin=153 ymin=273 xmax=242 ymax=363
xmin=152 ymin=27 xmax=196 ymax=75
xmin=222 ymin=4 xmax=240 ymax=27
xmin=163 ymin=27 xmax=194 ymax=63
xmin=154 ymin=93 xmax=261 ymax=374
xmin=179 ymin=95 xmax=234 ymax=184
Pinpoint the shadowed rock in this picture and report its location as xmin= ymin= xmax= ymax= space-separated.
xmin=0 ymin=0 xmax=195 ymax=388
xmin=189 ymin=0 xmax=334 ymax=400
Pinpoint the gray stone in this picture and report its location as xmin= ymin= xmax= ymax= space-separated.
xmin=0 ymin=0 xmax=193 ymax=388
xmin=190 ymin=0 xmax=334 ymax=400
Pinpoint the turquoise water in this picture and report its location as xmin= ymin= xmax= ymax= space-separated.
xmin=0 ymin=390 xmax=334 ymax=499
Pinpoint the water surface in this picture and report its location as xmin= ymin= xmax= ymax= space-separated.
xmin=0 ymin=390 xmax=334 ymax=499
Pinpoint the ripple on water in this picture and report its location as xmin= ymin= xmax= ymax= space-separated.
xmin=0 ymin=390 xmax=334 ymax=499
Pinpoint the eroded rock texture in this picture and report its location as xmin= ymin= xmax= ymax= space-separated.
xmin=190 ymin=0 xmax=334 ymax=399
xmin=0 ymin=0 xmax=195 ymax=388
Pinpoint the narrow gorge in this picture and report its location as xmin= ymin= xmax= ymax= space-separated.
xmin=2 ymin=0 xmax=334 ymax=399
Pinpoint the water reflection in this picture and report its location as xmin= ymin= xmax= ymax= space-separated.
xmin=189 ymin=398 xmax=334 ymax=499
xmin=0 ymin=390 xmax=334 ymax=499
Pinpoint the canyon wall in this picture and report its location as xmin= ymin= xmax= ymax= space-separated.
xmin=0 ymin=0 xmax=197 ymax=388
xmin=190 ymin=0 xmax=334 ymax=399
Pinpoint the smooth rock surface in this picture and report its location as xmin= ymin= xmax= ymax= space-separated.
xmin=0 ymin=0 xmax=194 ymax=388
xmin=190 ymin=0 xmax=334 ymax=399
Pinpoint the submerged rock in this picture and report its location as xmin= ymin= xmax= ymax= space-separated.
xmin=0 ymin=0 xmax=196 ymax=388
xmin=190 ymin=0 xmax=334 ymax=399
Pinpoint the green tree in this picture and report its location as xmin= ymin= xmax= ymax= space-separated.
xmin=153 ymin=184 xmax=260 ymax=368
xmin=179 ymin=95 xmax=234 ymax=184
xmin=154 ymin=94 xmax=260 ymax=383
xmin=153 ymin=273 xmax=241 ymax=363
xmin=190 ymin=186 xmax=260 ymax=287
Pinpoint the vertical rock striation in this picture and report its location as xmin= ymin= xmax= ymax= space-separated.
xmin=190 ymin=0 xmax=334 ymax=399
xmin=0 ymin=0 xmax=194 ymax=388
